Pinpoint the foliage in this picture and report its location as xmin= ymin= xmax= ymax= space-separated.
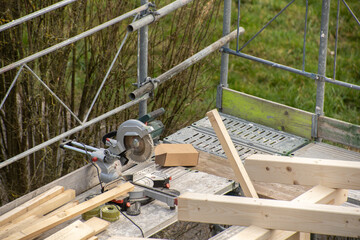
xmin=225 ymin=0 xmax=359 ymax=124
xmin=0 ymin=0 xmax=221 ymax=205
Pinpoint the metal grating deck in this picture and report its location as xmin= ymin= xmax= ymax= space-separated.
xmin=164 ymin=112 xmax=309 ymax=159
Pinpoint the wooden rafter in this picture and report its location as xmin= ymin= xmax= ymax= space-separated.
xmin=245 ymin=154 xmax=360 ymax=189
xmin=178 ymin=192 xmax=360 ymax=238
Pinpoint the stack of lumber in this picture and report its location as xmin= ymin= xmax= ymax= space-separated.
xmin=0 ymin=182 xmax=134 ymax=240
xmin=177 ymin=109 xmax=360 ymax=239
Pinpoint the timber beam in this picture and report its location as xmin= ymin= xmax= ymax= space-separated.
xmin=178 ymin=192 xmax=360 ymax=238
xmin=244 ymin=154 xmax=360 ymax=189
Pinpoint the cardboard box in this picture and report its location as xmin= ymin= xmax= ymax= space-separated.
xmin=155 ymin=144 xmax=199 ymax=167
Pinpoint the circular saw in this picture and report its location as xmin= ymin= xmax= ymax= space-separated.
xmin=124 ymin=135 xmax=154 ymax=163
xmin=110 ymin=119 xmax=155 ymax=164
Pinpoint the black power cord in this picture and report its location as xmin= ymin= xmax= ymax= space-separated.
xmin=80 ymin=142 xmax=104 ymax=192
xmin=113 ymin=204 xmax=145 ymax=238
xmin=79 ymin=141 xmax=143 ymax=237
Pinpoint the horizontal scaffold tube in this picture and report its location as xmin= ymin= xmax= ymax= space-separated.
xmin=222 ymin=47 xmax=360 ymax=91
xmin=0 ymin=94 xmax=149 ymax=169
xmin=0 ymin=4 xmax=149 ymax=74
xmin=127 ymin=0 xmax=193 ymax=32
xmin=129 ymin=28 xmax=245 ymax=100
xmin=0 ymin=0 xmax=77 ymax=32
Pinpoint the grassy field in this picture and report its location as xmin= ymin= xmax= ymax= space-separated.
xmin=206 ymin=0 xmax=359 ymax=125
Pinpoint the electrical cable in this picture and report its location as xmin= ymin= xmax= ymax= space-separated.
xmin=80 ymin=141 xmax=104 ymax=192
xmin=114 ymin=204 xmax=145 ymax=238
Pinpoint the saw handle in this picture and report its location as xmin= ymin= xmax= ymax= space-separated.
xmin=138 ymin=108 xmax=165 ymax=123
xmin=102 ymin=131 xmax=117 ymax=145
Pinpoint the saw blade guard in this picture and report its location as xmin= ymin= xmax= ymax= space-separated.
xmin=116 ymin=119 xmax=154 ymax=162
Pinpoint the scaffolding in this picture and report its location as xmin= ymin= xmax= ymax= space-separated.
xmin=0 ymin=0 xmax=359 ymax=169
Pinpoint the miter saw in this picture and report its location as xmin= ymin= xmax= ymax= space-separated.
xmin=61 ymin=108 xmax=180 ymax=215
xmin=60 ymin=108 xmax=165 ymax=183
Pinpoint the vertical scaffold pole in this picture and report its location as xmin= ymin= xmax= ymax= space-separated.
xmin=314 ymin=0 xmax=331 ymax=141
xmin=217 ymin=0 xmax=231 ymax=110
xmin=316 ymin=0 xmax=331 ymax=117
xmin=138 ymin=0 xmax=148 ymax=117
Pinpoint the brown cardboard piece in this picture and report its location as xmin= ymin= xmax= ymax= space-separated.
xmin=155 ymin=144 xmax=199 ymax=167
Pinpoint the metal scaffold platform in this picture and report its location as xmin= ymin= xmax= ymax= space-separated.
xmin=165 ymin=112 xmax=309 ymax=158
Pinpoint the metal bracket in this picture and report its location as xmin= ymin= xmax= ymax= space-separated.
xmin=315 ymin=74 xmax=326 ymax=82
xmin=133 ymin=77 xmax=159 ymax=88
xmin=145 ymin=3 xmax=160 ymax=22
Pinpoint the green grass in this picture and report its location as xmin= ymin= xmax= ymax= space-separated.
xmin=206 ymin=0 xmax=359 ymax=125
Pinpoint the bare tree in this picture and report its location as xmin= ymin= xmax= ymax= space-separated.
xmin=0 ymin=0 xmax=221 ymax=205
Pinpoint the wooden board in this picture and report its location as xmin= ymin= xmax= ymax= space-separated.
xmin=318 ymin=116 xmax=360 ymax=149
xmin=44 ymin=201 xmax=79 ymax=218
xmin=87 ymin=237 xmax=98 ymax=240
xmin=229 ymin=185 xmax=348 ymax=240
xmin=44 ymin=220 xmax=95 ymax=240
xmin=12 ymin=189 xmax=75 ymax=223
xmin=84 ymin=217 xmax=110 ymax=235
xmin=178 ymin=192 xmax=360 ymax=237
xmin=0 ymin=215 xmax=40 ymax=239
xmin=0 ymin=186 xmax=64 ymax=226
xmin=268 ymin=185 xmax=347 ymax=240
xmin=221 ymin=88 xmax=313 ymax=139
xmin=5 ymin=182 xmax=134 ymax=240
xmin=244 ymin=154 xmax=360 ymax=189
xmin=228 ymin=225 xmax=270 ymax=240
xmin=0 ymin=200 xmax=79 ymax=239
xmin=0 ymin=191 xmax=76 ymax=239
xmin=206 ymin=109 xmax=258 ymax=198
xmin=0 ymin=164 xmax=99 ymax=216
xmin=45 ymin=217 xmax=109 ymax=240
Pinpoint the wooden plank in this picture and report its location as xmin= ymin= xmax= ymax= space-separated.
xmin=0 ymin=191 xmax=76 ymax=239
xmin=244 ymin=154 xmax=360 ymax=189
xmin=298 ymin=233 xmax=311 ymax=240
xmin=230 ymin=185 xmax=348 ymax=240
xmin=84 ymin=217 xmax=110 ymax=235
xmin=87 ymin=237 xmax=98 ymax=240
xmin=318 ymin=116 xmax=360 ymax=149
xmin=221 ymin=88 xmax=313 ymax=139
xmin=228 ymin=225 xmax=271 ymax=240
xmin=0 ymin=164 xmax=98 ymax=216
xmin=0 ymin=215 xmax=40 ymax=239
xmin=5 ymin=182 xmax=134 ymax=240
xmin=44 ymin=220 xmax=95 ymax=240
xmin=178 ymin=192 xmax=360 ymax=237
xmin=45 ymin=201 xmax=79 ymax=218
xmin=196 ymin=119 xmax=309 ymax=240
xmin=0 ymin=185 xmax=64 ymax=226
xmin=206 ymin=109 xmax=258 ymax=198
xmin=268 ymin=186 xmax=347 ymax=240
xmin=0 ymin=201 xmax=79 ymax=239
xmin=12 ymin=189 xmax=76 ymax=224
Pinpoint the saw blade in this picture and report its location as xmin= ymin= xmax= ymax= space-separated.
xmin=124 ymin=135 xmax=154 ymax=163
